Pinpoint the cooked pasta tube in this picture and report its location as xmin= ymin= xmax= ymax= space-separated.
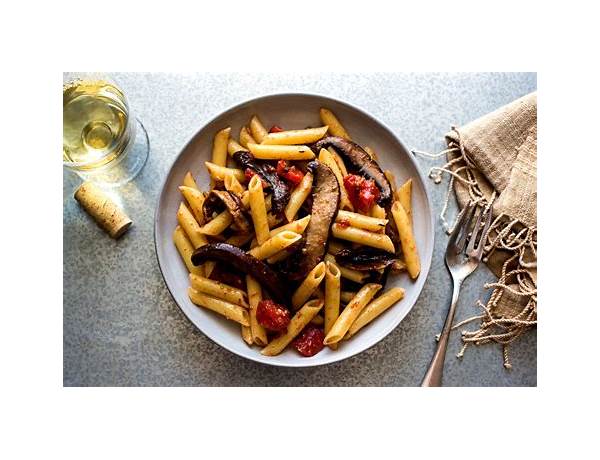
xmin=173 ymin=226 xmax=203 ymax=276
xmin=241 ymin=324 xmax=253 ymax=345
xmin=324 ymin=254 xmax=368 ymax=283
xmin=183 ymin=171 xmax=200 ymax=190
xmin=340 ymin=291 xmax=357 ymax=304
xmin=188 ymin=288 xmax=249 ymax=326
xmin=205 ymin=162 xmax=246 ymax=182
xmin=212 ymin=127 xmax=231 ymax=167
xmin=190 ymin=273 xmax=249 ymax=308
xmin=239 ymin=126 xmax=256 ymax=149
xmin=249 ymin=115 xmax=268 ymax=143
xmin=384 ymin=170 xmax=398 ymax=196
xmin=248 ymin=175 xmax=270 ymax=245
xmin=397 ymin=179 xmax=413 ymax=221
xmin=179 ymin=186 xmax=205 ymax=224
xmin=261 ymin=299 xmax=324 ymax=356
xmin=228 ymin=138 xmax=247 ymax=156
xmin=319 ymin=148 xmax=353 ymax=211
xmin=328 ymin=147 xmax=348 ymax=176
xmin=345 ymin=288 xmax=405 ymax=339
xmin=323 ymin=283 xmax=381 ymax=345
xmin=391 ymin=201 xmax=420 ymax=279
xmin=177 ymin=202 xmax=208 ymax=249
xmin=324 ymin=261 xmax=341 ymax=350
xmin=198 ymin=210 xmax=233 ymax=236
xmin=331 ymin=223 xmax=395 ymax=253
xmin=370 ymin=204 xmax=386 ymax=219
xmin=247 ymin=143 xmax=315 ymax=161
xmin=292 ymin=262 xmax=327 ymax=309
xmin=319 ymin=108 xmax=351 ymax=140
xmin=266 ymin=249 xmax=294 ymax=264
xmin=224 ymin=173 xmax=246 ymax=196
xmin=336 ymin=210 xmax=388 ymax=233
xmin=261 ymin=126 xmax=328 ymax=145
xmin=248 ymin=231 xmax=302 ymax=260
xmin=252 ymin=215 xmax=311 ymax=247
xmin=284 ymin=169 xmax=313 ymax=222
xmin=246 ymin=275 xmax=268 ymax=346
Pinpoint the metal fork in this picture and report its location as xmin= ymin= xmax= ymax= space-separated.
xmin=421 ymin=201 xmax=492 ymax=387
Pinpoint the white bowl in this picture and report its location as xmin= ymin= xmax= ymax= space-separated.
xmin=155 ymin=93 xmax=434 ymax=367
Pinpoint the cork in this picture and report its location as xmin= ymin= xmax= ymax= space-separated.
xmin=74 ymin=182 xmax=133 ymax=238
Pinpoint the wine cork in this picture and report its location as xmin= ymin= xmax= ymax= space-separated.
xmin=74 ymin=182 xmax=132 ymax=238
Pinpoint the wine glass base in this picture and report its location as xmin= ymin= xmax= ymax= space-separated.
xmin=70 ymin=117 xmax=150 ymax=188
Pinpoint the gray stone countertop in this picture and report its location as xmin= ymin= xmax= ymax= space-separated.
xmin=63 ymin=73 xmax=537 ymax=386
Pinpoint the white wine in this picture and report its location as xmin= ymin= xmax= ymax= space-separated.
xmin=63 ymin=80 xmax=132 ymax=168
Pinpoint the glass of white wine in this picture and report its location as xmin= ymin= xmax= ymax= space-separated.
xmin=63 ymin=73 xmax=149 ymax=186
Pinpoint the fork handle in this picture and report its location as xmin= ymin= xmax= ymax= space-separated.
xmin=421 ymin=278 xmax=462 ymax=387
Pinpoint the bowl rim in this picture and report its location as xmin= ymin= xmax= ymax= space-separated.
xmin=154 ymin=91 xmax=435 ymax=368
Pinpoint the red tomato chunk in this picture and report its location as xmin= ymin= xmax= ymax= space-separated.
xmin=269 ymin=125 xmax=284 ymax=133
xmin=343 ymin=173 xmax=380 ymax=213
xmin=256 ymin=300 xmax=290 ymax=332
xmin=244 ymin=168 xmax=268 ymax=188
xmin=292 ymin=325 xmax=325 ymax=357
xmin=276 ymin=160 xmax=305 ymax=186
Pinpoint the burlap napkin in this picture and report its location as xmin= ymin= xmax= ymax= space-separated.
xmin=429 ymin=92 xmax=537 ymax=368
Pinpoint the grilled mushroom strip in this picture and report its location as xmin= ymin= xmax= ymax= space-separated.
xmin=312 ymin=136 xmax=393 ymax=206
xmin=191 ymin=243 xmax=289 ymax=305
xmin=283 ymin=161 xmax=340 ymax=280
xmin=202 ymin=190 xmax=251 ymax=234
xmin=334 ymin=247 xmax=398 ymax=271
xmin=232 ymin=151 xmax=290 ymax=215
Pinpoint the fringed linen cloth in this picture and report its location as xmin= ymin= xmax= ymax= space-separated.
xmin=417 ymin=92 xmax=537 ymax=368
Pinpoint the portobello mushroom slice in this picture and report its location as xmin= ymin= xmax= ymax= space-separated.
xmin=334 ymin=247 xmax=397 ymax=271
xmin=312 ymin=136 xmax=393 ymax=206
xmin=283 ymin=161 xmax=340 ymax=280
xmin=203 ymin=190 xmax=251 ymax=234
xmin=191 ymin=243 xmax=289 ymax=305
xmin=232 ymin=151 xmax=290 ymax=215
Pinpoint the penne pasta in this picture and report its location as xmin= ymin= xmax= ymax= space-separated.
xmin=331 ymin=223 xmax=395 ymax=253
xmin=241 ymin=324 xmax=253 ymax=345
xmin=248 ymin=175 xmax=270 ymax=245
xmin=249 ymin=115 xmax=268 ymax=143
xmin=211 ymin=127 xmax=231 ymax=167
xmin=246 ymin=275 xmax=268 ymax=346
xmin=319 ymin=108 xmax=351 ymax=140
xmin=198 ymin=210 xmax=233 ymax=236
xmin=188 ymin=288 xmax=250 ymax=326
xmin=269 ymin=215 xmax=311 ymax=237
xmin=247 ymin=143 xmax=315 ymax=161
xmin=397 ymin=179 xmax=413 ymax=222
xmin=328 ymin=147 xmax=348 ymax=177
xmin=179 ymin=185 xmax=205 ymax=225
xmin=323 ymin=283 xmax=381 ymax=345
xmin=183 ymin=171 xmax=199 ymax=190
xmin=336 ymin=210 xmax=388 ymax=233
xmin=324 ymin=261 xmax=341 ymax=350
xmin=384 ymin=170 xmax=398 ymax=196
xmin=228 ymin=138 xmax=247 ymax=156
xmin=248 ymin=231 xmax=302 ymax=260
xmin=224 ymin=173 xmax=246 ymax=196
xmin=292 ymin=261 xmax=327 ymax=310
xmin=284 ymin=169 xmax=313 ymax=222
xmin=190 ymin=273 xmax=249 ymax=308
xmin=177 ymin=202 xmax=208 ymax=249
xmin=370 ymin=204 xmax=386 ymax=219
xmin=239 ymin=125 xmax=256 ymax=149
xmin=345 ymin=288 xmax=405 ymax=339
xmin=173 ymin=226 xmax=203 ymax=276
xmin=205 ymin=162 xmax=246 ymax=183
xmin=324 ymin=254 xmax=369 ymax=283
xmin=261 ymin=126 xmax=328 ymax=145
xmin=391 ymin=201 xmax=420 ymax=279
xmin=261 ymin=299 xmax=324 ymax=356
xmin=318 ymin=148 xmax=354 ymax=211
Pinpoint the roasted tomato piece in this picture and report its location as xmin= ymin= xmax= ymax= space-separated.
xmin=269 ymin=125 xmax=284 ymax=133
xmin=276 ymin=160 xmax=305 ymax=186
xmin=292 ymin=325 xmax=325 ymax=357
xmin=256 ymin=300 xmax=290 ymax=332
xmin=343 ymin=174 xmax=379 ymax=212
xmin=244 ymin=168 xmax=268 ymax=188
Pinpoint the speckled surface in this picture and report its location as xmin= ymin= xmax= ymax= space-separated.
xmin=63 ymin=73 xmax=537 ymax=386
